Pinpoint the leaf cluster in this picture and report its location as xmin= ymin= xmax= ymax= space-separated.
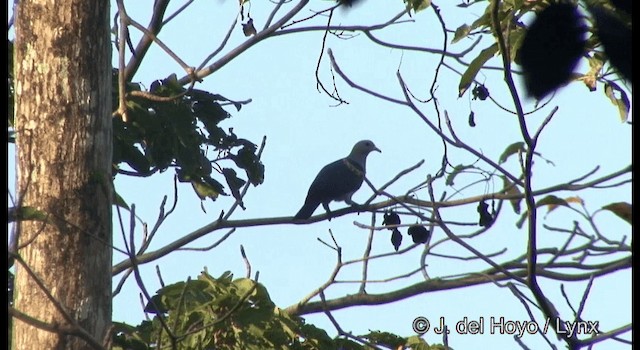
xmin=7 ymin=45 xmax=265 ymax=204
xmin=383 ymin=210 xmax=431 ymax=252
xmin=112 ymin=71 xmax=265 ymax=203
xmin=454 ymin=0 xmax=631 ymax=107
xmin=112 ymin=270 xmax=438 ymax=350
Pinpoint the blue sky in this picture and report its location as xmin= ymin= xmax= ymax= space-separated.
xmin=8 ymin=1 xmax=631 ymax=349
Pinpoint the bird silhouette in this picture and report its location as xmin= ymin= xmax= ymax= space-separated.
xmin=294 ymin=140 xmax=381 ymax=220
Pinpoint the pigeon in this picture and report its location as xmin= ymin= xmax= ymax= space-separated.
xmin=294 ymin=140 xmax=381 ymax=220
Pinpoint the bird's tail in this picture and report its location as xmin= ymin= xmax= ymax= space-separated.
xmin=294 ymin=200 xmax=320 ymax=220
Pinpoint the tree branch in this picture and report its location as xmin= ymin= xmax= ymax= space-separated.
xmin=285 ymin=256 xmax=630 ymax=316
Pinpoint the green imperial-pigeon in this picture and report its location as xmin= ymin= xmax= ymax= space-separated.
xmin=294 ymin=140 xmax=381 ymax=220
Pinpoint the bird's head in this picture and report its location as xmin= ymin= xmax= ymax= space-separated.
xmin=351 ymin=140 xmax=381 ymax=157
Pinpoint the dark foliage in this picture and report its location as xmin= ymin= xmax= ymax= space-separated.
xmin=519 ymin=3 xmax=586 ymax=99
xmin=112 ymin=72 xmax=264 ymax=204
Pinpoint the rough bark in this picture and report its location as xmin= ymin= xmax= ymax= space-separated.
xmin=12 ymin=1 xmax=112 ymax=349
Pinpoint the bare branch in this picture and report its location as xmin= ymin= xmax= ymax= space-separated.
xmin=126 ymin=17 xmax=195 ymax=77
xmin=292 ymin=232 xmax=344 ymax=309
xmin=162 ymin=0 xmax=195 ymax=26
xmin=124 ymin=0 xmax=171 ymax=80
xmin=178 ymin=0 xmax=311 ymax=85
xmin=112 ymin=164 xmax=630 ymax=275
xmin=176 ymin=228 xmax=236 ymax=252
xmin=358 ymin=212 xmax=376 ymax=293
xmin=197 ymin=15 xmax=239 ymax=71
xmin=285 ymin=256 xmax=630 ymax=316
xmin=318 ymin=290 xmax=383 ymax=349
xmin=328 ymin=48 xmax=408 ymax=105
xmin=263 ymin=0 xmax=287 ymax=29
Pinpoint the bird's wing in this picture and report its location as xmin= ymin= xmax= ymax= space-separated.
xmin=305 ymin=158 xmax=365 ymax=204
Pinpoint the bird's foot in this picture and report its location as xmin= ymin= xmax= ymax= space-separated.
xmin=322 ymin=203 xmax=333 ymax=221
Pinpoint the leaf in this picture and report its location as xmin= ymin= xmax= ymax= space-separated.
xmin=383 ymin=210 xmax=401 ymax=229
xmin=216 ymin=270 xmax=234 ymax=283
xmin=452 ymin=24 xmax=470 ymax=44
xmin=404 ymin=0 xmax=431 ymax=13
xmin=361 ymin=330 xmax=406 ymax=348
xmin=502 ymin=176 xmax=522 ymax=214
xmin=578 ymin=53 xmax=604 ymax=92
xmin=143 ymin=294 xmax=169 ymax=314
xmin=458 ymin=44 xmax=499 ymax=97
xmin=468 ymin=111 xmax=476 ymax=127
xmin=298 ymin=323 xmax=335 ymax=349
xmin=113 ymin=189 xmax=130 ymax=210
xmin=222 ymin=168 xmax=247 ymax=209
xmin=472 ymin=84 xmax=489 ymax=101
xmin=515 ymin=195 xmax=579 ymax=228
xmin=508 ymin=26 xmax=527 ymax=65
xmin=391 ymin=228 xmax=402 ymax=251
xmin=192 ymin=98 xmax=230 ymax=129
xmin=408 ymin=224 xmax=430 ymax=243
xmin=242 ymin=18 xmax=257 ymax=36
xmin=604 ymin=82 xmax=630 ymax=122
xmin=334 ymin=338 xmax=363 ymax=350
xmin=446 ymin=164 xmax=474 ymax=186
xmin=405 ymin=335 xmax=431 ymax=350
xmin=231 ymin=144 xmax=265 ymax=186
xmin=8 ymin=206 xmax=49 ymax=223
xmin=232 ymin=278 xmax=257 ymax=295
xmin=112 ymin=321 xmax=153 ymax=350
xmin=124 ymin=145 xmax=151 ymax=174
xmin=499 ymin=142 xmax=525 ymax=164
xmin=588 ymin=4 xmax=631 ymax=81
xmin=337 ymin=0 xmax=366 ymax=7
xmin=191 ymin=178 xmax=223 ymax=201
xmin=469 ymin=9 xmax=491 ymax=31
xmin=537 ymin=194 xmax=570 ymax=214
xmin=518 ymin=3 xmax=586 ymax=99
xmin=564 ymin=196 xmax=584 ymax=206
xmin=602 ymin=202 xmax=631 ymax=224
xmin=477 ymin=200 xmax=494 ymax=227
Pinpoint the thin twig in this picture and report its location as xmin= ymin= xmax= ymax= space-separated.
xmin=124 ymin=0 xmax=171 ymax=80
xmin=318 ymin=290 xmax=382 ymax=349
xmin=263 ymin=0 xmax=287 ymax=29
xmin=127 ymin=17 xmax=195 ymax=75
xmin=197 ymin=15 xmax=239 ymax=71
xmin=328 ymin=49 xmax=408 ymax=106
xmin=178 ymin=0 xmax=311 ymax=85
xmin=127 ymin=205 xmax=177 ymax=347
xmin=162 ymin=0 xmax=195 ymax=26
xmin=177 ymin=228 xmax=236 ymax=252
xmin=358 ymin=212 xmax=376 ymax=293
xmin=112 ymin=164 xmax=630 ymax=275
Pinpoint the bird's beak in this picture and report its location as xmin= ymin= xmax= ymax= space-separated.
xmin=374 ymin=147 xmax=382 ymax=153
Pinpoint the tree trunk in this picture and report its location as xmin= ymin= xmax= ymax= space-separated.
xmin=12 ymin=1 xmax=112 ymax=349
